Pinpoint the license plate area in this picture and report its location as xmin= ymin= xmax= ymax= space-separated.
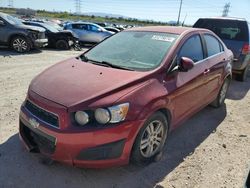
xmin=20 ymin=120 xmax=56 ymax=155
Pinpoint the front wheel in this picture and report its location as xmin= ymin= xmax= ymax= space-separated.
xmin=11 ymin=36 xmax=31 ymax=53
xmin=55 ymin=40 xmax=70 ymax=50
xmin=210 ymin=78 xmax=230 ymax=108
xmin=131 ymin=112 xmax=168 ymax=165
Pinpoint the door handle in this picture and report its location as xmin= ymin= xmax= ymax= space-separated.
xmin=203 ymin=69 xmax=210 ymax=75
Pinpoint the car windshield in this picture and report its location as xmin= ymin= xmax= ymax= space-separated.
xmin=2 ymin=14 xmax=23 ymax=25
xmin=85 ymin=31 xmax=179 ymax=71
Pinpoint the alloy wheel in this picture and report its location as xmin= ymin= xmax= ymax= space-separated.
xmin=140 ymin=120 xmax=164 ymax=158
xmin=12 ymin=38 xmax=28 ymax=52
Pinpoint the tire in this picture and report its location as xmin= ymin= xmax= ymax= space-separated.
xmin=236 ymin=65 xmax=249 ymax=82
xmin=210 ymin=78 xmax=230 ymax=108
xmin=55 ymin=40 xmax=70 ymax=50
xmin=131 ymin=112 xmax=168 ymax=165
xmin=11 ymin=36 xmax=31 ymax=53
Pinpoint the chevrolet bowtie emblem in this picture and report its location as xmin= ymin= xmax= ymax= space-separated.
xmin=29 ymin=118 xmax=39 ymax=129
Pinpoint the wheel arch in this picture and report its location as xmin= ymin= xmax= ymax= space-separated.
xmin=8 ymin=34 xmax=27 ymax=44
xmin=157 ymin=108 xmax=172 ymax=131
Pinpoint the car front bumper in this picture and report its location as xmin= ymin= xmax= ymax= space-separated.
xmin=33 ymin=38 xmax=48 ymax=48
xmin=19 ymin=106 xmax=144 ymax=168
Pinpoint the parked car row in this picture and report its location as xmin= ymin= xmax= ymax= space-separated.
xmin=0 ymin=12 xmax=48 ymax=52
xmin=0 ymin=12 xmax=118 ymax=52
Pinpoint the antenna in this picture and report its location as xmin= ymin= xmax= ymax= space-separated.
xmin=222 ymin=2 xmax=230 ymax=17
xmin=75 ymin=0 xmax=82 ymax=15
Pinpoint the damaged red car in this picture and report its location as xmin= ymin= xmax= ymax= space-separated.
xmin=19 ymin=26 xmax=233 ymax=168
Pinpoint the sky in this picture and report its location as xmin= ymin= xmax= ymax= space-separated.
xmin=0 ymin=0 xmax=249 ymax=24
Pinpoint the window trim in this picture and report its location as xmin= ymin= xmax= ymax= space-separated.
xmin=177 ymin=34 xmax=205 ymax=64
xmin=202 ymin=33 xmax=225 ymax=58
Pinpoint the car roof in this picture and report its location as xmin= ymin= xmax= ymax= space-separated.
xmin=127 ymin=26 xmax=209 ymax=35
xmin=198 ymin=17 xmax=247 ymax=22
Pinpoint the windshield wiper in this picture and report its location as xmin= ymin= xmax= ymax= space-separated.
xmin=98 ymin=61 xmax=135 ymax=71
xmin=79 ymin=55 xmax=134 ymax=71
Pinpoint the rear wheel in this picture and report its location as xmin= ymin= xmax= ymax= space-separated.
xmin=131 ymin=112 xmax=168 ymax=165
xmin=55 ymin=40 xmax=70 ymax=50
xmin=210 ymin=78 xmax=230 ymax=108
xmin=236 ymin=65 xmax=249 ymax=82
xmin=11 ymin=36 xmax=31 ymax=53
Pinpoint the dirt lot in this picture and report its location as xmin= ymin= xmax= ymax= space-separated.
xmin=0 ymin=48 xmax=249 ymax=188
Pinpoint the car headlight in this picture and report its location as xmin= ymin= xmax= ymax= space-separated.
xmin=95 ymin=108 xmax=111 ymax=124
xmin=94 ymin=103 xmax=129 ymax=124
xmin=74 ymin=103 xmax=129 ymax=126
xmin=108 ymin=103 xmax=129 ymax=123
xmin=75 ymin=111 xmax=89 ymax=126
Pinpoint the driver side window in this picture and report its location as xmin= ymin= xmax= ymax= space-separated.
xmin=178 ymin=35 xmax=204 ymax=63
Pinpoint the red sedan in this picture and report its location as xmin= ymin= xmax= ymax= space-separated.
xmin=19 ymin=26 xmax=233 ymax=168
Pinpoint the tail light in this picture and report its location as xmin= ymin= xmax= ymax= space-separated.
xmin=242 ymin=43 xmax=250 ymax=55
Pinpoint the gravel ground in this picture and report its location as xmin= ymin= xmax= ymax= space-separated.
xmin=0 ymin=48 xmax=249 ymax=188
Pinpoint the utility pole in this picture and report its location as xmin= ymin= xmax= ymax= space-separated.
xmin=177 ymin=0 xmax=183 ymax=25
xmin=222 ymin=2 xmax=230 ymax=17
xmin=8 ymin=0 xmax=14 ymax=8
xmin=75 ymin=0 xmax=82 ymax=15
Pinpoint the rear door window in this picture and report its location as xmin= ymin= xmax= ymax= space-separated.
xmin=194 ymin=19 xmax=249 ymax=41
xmin=204 ymin=34 xmax=223 ymax=57
xmin=178 ymin=35 xmax=204 ymax=62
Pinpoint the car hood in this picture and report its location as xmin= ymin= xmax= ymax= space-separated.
xmin=30 ymin=58 xmax=147 ymax=107
xmin=58 ymin=30 xmax=78 ymax=38
xmin=17 ymin=24 xmax=45 ymax=32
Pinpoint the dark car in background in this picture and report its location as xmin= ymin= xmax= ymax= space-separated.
xmin=64 ymin=22 xmax=113 ymax=45
xmin=23 ymin=21 xmax=79 ymax=50
xmin=0 ymin=12 xmax=48 ymax=53
xmin=193 ymin=17 xmax=250 ymax=81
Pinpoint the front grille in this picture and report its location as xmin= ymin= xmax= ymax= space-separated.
xmin=25 ymin=100 xmax=59 ymax=128
xmin=21 ymin=121 xmax=56 ymax=154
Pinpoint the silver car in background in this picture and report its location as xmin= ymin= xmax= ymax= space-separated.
xmin=64 ymin=22 xmax=113 ymax=45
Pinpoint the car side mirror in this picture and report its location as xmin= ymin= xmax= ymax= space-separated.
xmin=0 ymin=20 xmax=5 ymax=26
xmin=97 ymin=28 xmax=102 ymax=32
xmin=179 ymin=57 xmax=194 ymax=72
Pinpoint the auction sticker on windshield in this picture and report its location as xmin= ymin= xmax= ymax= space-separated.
xmin=151 ymin=35 xmax=176 ymax=42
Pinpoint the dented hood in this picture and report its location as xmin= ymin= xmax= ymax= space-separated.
xmin=30 ymin=58 xmax=147 ymax=107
